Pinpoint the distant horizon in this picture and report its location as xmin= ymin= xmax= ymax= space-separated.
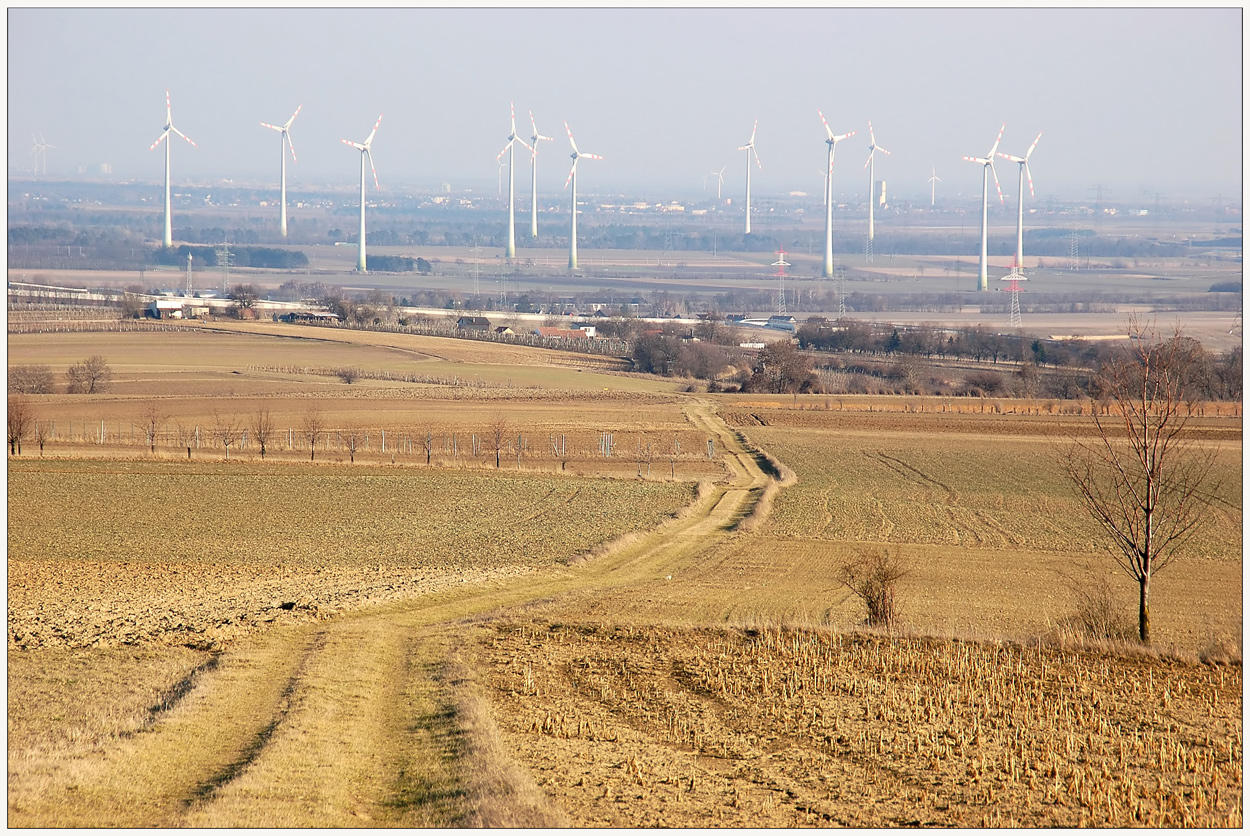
xmin=9 ymin=8 xmax=1242 ymax=204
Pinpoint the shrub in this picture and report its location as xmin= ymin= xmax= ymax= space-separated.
xmin=837 ymin=547 xmax=908 ymax=629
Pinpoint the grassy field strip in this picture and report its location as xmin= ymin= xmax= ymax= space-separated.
xmin=7 ymin=626 xmax=322 ymax=827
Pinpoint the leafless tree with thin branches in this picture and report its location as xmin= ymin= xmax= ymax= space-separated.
xmin=8 ymin=397 xmax=33 ymax=455
xmin=251 ymin=406 xmax=275 ymax=460
xmin=302 ymin=409 xmax=325 ymax=462
xmin=212 ymin=411 xmax=245 ymax=461
xmin=1062 ymin=319 xmax=1220 ymax=644
xmin=141 ymin=401 xmax=166 ymax=454
xmin=489 ymin=416 xmax=508 ymax=469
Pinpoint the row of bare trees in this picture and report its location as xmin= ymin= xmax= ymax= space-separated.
xmin=10 ymin=356 xmax=113 ymax=395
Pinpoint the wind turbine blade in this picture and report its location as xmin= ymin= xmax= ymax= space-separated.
xmin=171 ymin=126 xmax=197 ymax=147
xmin=165 ymin=89 xmax=172 ymax=124
xmin=1025 ymin=131 xmax=1042 ymax=160
xmin=260 ymin=121 xmax=283 ymax=132
xmin=565 ymin=122 xmax=579 ymax=154
xmin=364 ymin=114 xmax=383 ymax=147
xmin=990 ymin=162 xmax=1004 ymax=204
xmin=1025 ymin=161 xmax=1035 ymax=198
xmin=285 ymin=131 xmax=297 ymax=163
xmin=987 ymin=123 xmax=1005 ymax=158
xmin=818 ymin=109 xmax=833 ymax=140
xmin=342 ymin=139 xmax=365 ymax=150
xmin=367 ymin=148 xmax=379 ymax=190
xmin=530 ymin=110 xmax=539 ymax=138
xmin=149 ymin=129 xmax=169 ymax=150
xmin=583 ymin=152 xmax=603 ymax=160
xmin=752 ymin=146 xmax=762 ymax=169
xmin=564 ymin=159 xmax=576 ymax=190
xmin=516 ymin=137 xmax=534 ymax=153
xmin=877 ymin=145 xmax=891 ymax=155
xmin=285 ymin=105 xmax=302 ymax=129
xmin=749 ymin=118 xmax=758 ymax=144
xmin=496 ymin=143 xmax=512 ymax=162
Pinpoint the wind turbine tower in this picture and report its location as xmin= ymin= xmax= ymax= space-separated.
xmin=564 ymin=122 xmax=602 ymax=270
xmin=997 ymin=131 xmax=1042 ymax=272
xmin=962 ymin=124 xmax=1005 ymax=291
xmin=341 ymin=114 xmax=383 ymax=273
xmin=927 ymin=167 xmax=941 ymax=207
xmin=149 ymin=90 xmax=197 ymax=248
xmin=260 ymin=105 xmax=301 ymax=238
xmin=497 ymin=103 xmax=534 ymax=259
xmin=528 ymin=111 xmax=553 ymax=238
xmin=863 ymin=121 xmax=891 ymax=261
xmin=738 ymin=119 xmax=761 ymax=235
xmin=818 ymin=111 xmax=855 ymax=278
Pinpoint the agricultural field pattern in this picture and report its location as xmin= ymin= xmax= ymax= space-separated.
xmin=7 ymin=320 xmax=1242 ymax=827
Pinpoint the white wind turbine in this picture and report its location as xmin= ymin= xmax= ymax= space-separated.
xmin=709 ymin=166 xmax=726 ymax=200
xmin=259 ymin=105 xmax=301 ymax=238
xmin=497 ymin=102 xmax=534 ymax=259
xmin=563 ymin=122 xmax=602 ymax=270
xmin=962 ymin=123 xmax=1006 ymax=291
xmin=341 ymin=114 xmax=382 ymax=274
xmin=149 ymin=89 xmax=197 ymax=248
xmin=864 ymin=121 xmax=891 ymax=246
xmin=818 ymin=110 xmax=855 ymax=278
xmin=997 ymin=131 xmax=1042 ymax=270
xmin=927 ymin=166 xmax=941 ymax=207
xmin=738 ymin=119 xmax=762 ymax=234
xmin=528 ymin=111 xmax=554 ymax=238
xmin=30 ymin=133 xmax=53 ymax=176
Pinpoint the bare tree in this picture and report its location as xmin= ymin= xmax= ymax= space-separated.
xmin=489 ymin=416 xmax=508 ymax=469
xmin=211 ymin=411 xmax=244 ymax=460
xmin=65 ymin=355 xmax=112 ymax=394
xmin=251 ymin=406 xmax=275 ymax=460
xmin=301 ymin=409 xmax=325 ymax=461
xmin=33 ymin=419 xmax=51 ymax=456
xmin=342 ymin=424 xmax=363 ymax=463
xmin=141 ymin=401 xmax=166 ymax=454
xmin=9 ymin=364 xmax=54 ymax=394
xmin=1062 ymin=320 xmax=1219 ymax=644
xmin=8 ymin=397 xmax=33 ymax=455
xmin=421 ymin=428 xmax=434 ymax=466
xmin=837 ymin=547 xmax=909 ymax=629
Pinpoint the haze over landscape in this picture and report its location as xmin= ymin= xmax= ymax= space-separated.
xmin=8 ymin=7 xmax=1243 ymax=201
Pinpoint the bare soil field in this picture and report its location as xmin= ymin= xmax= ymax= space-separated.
xmin=8 ymin=459 xmax=696 ymax=651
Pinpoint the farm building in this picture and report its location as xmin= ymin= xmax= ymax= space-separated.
xmin=456 ymin=316 xmax=492 ymax=332
xmin=535 ymin=326 xmax=593 ymax=340
xmin=145 ymin=298 xmax=185 ymax=319
xmin=278 ymin=311 xmax=340 ymax=323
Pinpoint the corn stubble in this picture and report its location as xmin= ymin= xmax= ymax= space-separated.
xmin=474 ymin=620 xmax=1242 ymax=828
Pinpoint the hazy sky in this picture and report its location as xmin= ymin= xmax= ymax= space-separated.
xmin=8 ymin=7 xmax=1243 ymax=203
